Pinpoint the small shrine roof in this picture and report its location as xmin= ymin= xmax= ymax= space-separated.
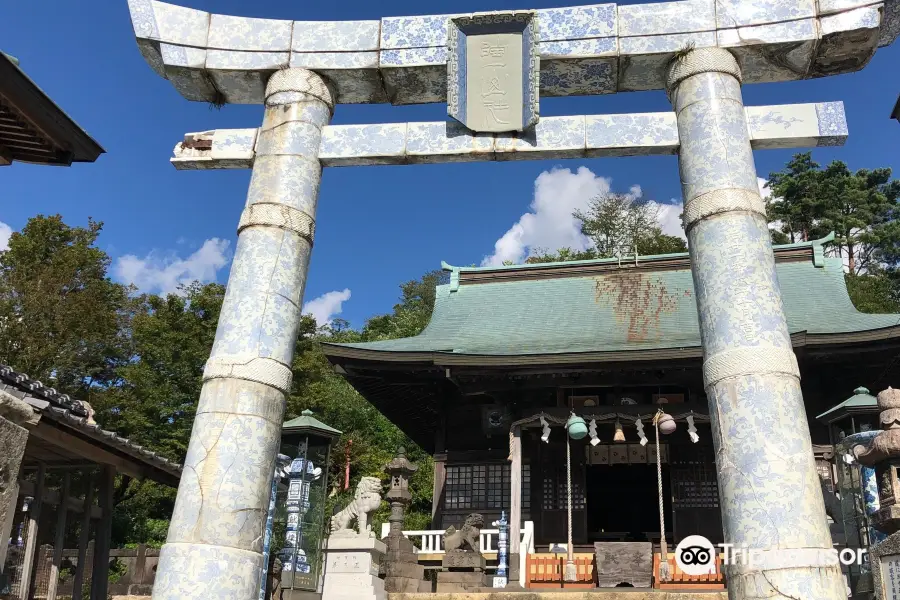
xmin=323 ymin=234 xmax=900 ymax=365
xmin=282 ymin=409 xmax=342 ymax=439
xmin=816 ymin=386 xmax=879 ymax=423
xmin=0 ymin=363 xmax=181 ymax=486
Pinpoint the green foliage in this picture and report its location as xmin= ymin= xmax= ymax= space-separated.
xmin=574 ymin=192 xmax=687 ymax=258
xmin=286 ymin=271 xmax=443 ymax=534
xmin=845 ymin=273 xmax=900 ymax=314
xmin=766 ymin=152 xmax=900 ymax=274
xmin=93 ymin=282 xmax=224 ymax=461
xmin=0 ymin=215 xmax=134 ymax=395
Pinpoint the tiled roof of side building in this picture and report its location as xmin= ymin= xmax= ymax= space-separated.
xmin=323 ymin=234 xmax=900 ymax=360
xmin=0 ymin=364 xmax=181 ymax=481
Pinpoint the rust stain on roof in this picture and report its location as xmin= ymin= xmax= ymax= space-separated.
xmin=594 ymin=272 xmax=685 ymax=342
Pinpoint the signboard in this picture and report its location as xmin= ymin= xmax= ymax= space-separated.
xmin=447 ymin=12 xmax=539 ymax=133
xmin=881 ymin=554 xmax=900 ymax=599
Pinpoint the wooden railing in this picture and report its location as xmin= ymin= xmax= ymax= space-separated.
xmin=524 ymin=554 xmax=595 ymax=589
xmin=378 ymin=521 xmax=534 ymax=559
xmin=652 ymin=552 xmax=726 ymax=589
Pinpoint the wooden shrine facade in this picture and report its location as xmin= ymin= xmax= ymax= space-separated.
xmin=322 ymin=237 xmax=900 ymax=550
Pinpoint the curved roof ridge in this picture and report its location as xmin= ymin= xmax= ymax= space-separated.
xmin=442 ymin=232 xmax=837 ymax=273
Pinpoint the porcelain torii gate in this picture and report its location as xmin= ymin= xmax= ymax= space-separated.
xmin=127 ymin=1 xmax=898 ymax=598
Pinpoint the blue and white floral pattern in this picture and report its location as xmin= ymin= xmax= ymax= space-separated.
xmin=716 ymin=0 xmax=816 ymax=29
xmin=128 ymin=0 xmax=897 ymax=105
xmin=208 ymin=15 xmax=292 ymax=52
xmin=537 ymin=4 xmax=616 ymax=41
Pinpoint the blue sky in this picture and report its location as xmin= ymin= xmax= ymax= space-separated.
xmin=2 ymin=1 xmax=899 ymax=327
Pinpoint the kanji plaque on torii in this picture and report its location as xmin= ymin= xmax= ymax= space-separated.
xmin=447 ymin=12 xmax=539 ymax=133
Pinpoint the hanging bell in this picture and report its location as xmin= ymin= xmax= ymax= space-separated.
xmin=613 ymin=419 xmax=626 ymax=442
xmin=657 ymin=412 xmax=676 ymax=435
xmin=566 ymin=413 xmax=588 ymax=440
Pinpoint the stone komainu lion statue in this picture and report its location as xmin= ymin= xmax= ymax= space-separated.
xmin=444 ymin=513 xmax=484 ymax=553
xmin=330 ymin=476 xmax=382 ymax=537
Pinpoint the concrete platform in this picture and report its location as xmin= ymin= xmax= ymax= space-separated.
xmin=388 ymin=592 xmax=728 ymax=599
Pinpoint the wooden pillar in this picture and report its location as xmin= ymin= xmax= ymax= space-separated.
xmin=90 ymin=466 xmax=114 ymax=600
xmin=133 ymin=543 xmax=147 ymax=587
xmin=509 ymin=426 xmax=522 ymax=555
xmin=431 ymin=416 xmax=447 ymax=529
xmin=72 ymin=471 xmax=96 ymax=600
xmin=19 ymin=463 xmax=45 ymax=600
xmin=431 ymin=454 xmax=446 ymax=529
xmin=47 ymin=473 xmax=71 ymax=600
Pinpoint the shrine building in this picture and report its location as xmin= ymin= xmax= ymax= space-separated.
xmin=322 ymin=234 xmax=900 ymax=550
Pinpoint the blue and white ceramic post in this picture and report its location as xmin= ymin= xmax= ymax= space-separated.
xmin=667 ymin=47 xmax=845 ymax=600
xmin=151 ymin=69 xmax=334 ymax=600
xmin=493 ymin=511 xmax=509 ymax=587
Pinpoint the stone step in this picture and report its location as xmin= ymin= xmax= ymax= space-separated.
xmin=388 ymin=592 xmax=728 ymax=599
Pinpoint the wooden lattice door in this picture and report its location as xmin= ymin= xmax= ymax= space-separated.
xmin=537 ymin=438 xmax=587 ymax=545
xmin=669 ymin=442 xmax=723 ymax=544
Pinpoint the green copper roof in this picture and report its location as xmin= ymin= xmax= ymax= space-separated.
xmin=325 ymin=235 xmax=900 ymax=359
xmin=282 ymin=409 xmax=342 ymax=439
xmin=816 ymin=387 xmax=879 ymax=422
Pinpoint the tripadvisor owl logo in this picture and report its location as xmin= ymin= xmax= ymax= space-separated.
xmin=675 ymin=535 xmax=717 ymax=576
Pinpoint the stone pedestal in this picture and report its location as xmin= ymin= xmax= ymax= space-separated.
xmin=322 ymin=535 xmax=386 ymax=600
xmin=436 ymin=551 xmax=488 ymax=592
xmin=382 ymin=535 xmax=425 ymax=593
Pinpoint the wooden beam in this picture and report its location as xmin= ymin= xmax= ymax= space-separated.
xmin=71 ymin=472 xmax=95 ymax=600
xmin=0 ymin=143 xmax=11 ymax=165
xmin=18 ymin=462 xmax=44 ymax=600
xmin=47 ymin=473 xmax=70 ymax=600
xmin=16 ymin=479 xmax=102 ymax=518
xmin=90 ymin=466 xmax=115 ymax=600
xmin=509 ymin=426 xmax=522 ymax=555
xmin=30 ymin=420 xmax=146 ymax=481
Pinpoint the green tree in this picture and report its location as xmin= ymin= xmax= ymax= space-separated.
xmin=766 ymin=153 xmax=900 ymax=274
xmin=817 ymin=162 xmax=900 ymax=274
xmin=767 ymin=153 xmax=825 ymax=243
xmin=574 ymin=192 xmax=687 ymax=259
xmin=524 ymin=248 xmax=599 ymax=264
xmin=95 ymin=282 xmax=224 ymax=460
xmin=845 ymin=273 xmax=900 ymax=314
xmin=357 ymin=270 xmax=448 ymax=341
xmin=89 ymin=282 xmax=224 ymax=546
xmin=0 ymin=215 xmax=134 ymax=395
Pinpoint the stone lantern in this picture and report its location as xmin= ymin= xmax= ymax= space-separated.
xmin=852 ymin=388 xmax=900 ymax=599
xmin=855 ymin=388 xmax=900 ymax=534
xmin=385 ymin=447 xmax=418 ymax=537
xmin=381 ymin=447 xmax=427 ymax=593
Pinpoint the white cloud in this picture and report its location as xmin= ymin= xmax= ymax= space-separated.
xmin=481 ymin=167 xmax=606 ymax=266
xmin=758 ymin=177 xmax=772 ymax=200
xmin=0 ymin=221 xmax=11 ymax=252
xmin=303 ymin=289 xmax=351 ymax=326
xmin=482 ymin=167 xmax=687 ymax=266
xmin=115 ymin=238 xmax=231 ymax=295
xmin=649 ymin=198 xmax=685 ymax=241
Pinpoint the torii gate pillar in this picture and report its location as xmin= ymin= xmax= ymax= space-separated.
xmin=151 ymin=69 xmax=333 ymax=600
xmin=669 ymin=47 xmax=844 ymax=600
